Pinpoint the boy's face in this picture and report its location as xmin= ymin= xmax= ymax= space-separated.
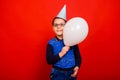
xmin=52 ymin=18 xmax=65 ymax=36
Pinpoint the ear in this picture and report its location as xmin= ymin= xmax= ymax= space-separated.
xmin=52 ymin=26 xmax=55 ymax=31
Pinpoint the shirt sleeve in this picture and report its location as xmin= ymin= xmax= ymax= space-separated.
xmin=46 ymin=44 xmax=61 ymax=65
xmin=74 ymin=45 xmax=82 ymax=67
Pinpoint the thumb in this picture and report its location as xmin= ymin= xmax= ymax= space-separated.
xmin=71 ymin=69 xmax=78 ymax=77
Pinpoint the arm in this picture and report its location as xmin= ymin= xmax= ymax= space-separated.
xmin=71 ymin=45 xmax=82 ymax=77
xmin=46 ymin=44 xmax=60 ymax=64
xmin=46 ymin=44 xmax=70 ymax=65
xmin=74 ymin=45 xmax=82 ymax=67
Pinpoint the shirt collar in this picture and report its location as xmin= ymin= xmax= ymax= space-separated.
xmin=55 ymin=36 xmax=63 ymax=41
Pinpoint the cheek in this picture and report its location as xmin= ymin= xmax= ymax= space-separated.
xmin=61 ymin=27 xmax=64 ymax=30
xmin=53 ymin=28 xmax=58 ymax=34
xmin=52 ymin=27 xmax=56 ymax=31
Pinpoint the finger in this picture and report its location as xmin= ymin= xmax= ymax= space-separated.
xmin=71 ymin=73 xmax=76 ymax=77
xmin=71 ymin=70 xmax=77 ymax=77
xmin=71 ymin=71 xmax=75 ymax=77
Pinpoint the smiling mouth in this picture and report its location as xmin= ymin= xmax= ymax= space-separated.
xmin=57 ymin=30 xmax=62 ymax=32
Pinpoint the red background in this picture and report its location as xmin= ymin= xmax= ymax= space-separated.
xmin=0 ymin=0 xmax=120 ymax=80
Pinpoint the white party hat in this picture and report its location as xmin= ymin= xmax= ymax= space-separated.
xmin=57 ymin=4 xmax=66 ymax=20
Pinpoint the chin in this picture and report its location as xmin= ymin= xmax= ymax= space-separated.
xmin=56 ymin=32 xmax=62 ymax=36
xmin=57 ymin=34 xmax=63 ymax=36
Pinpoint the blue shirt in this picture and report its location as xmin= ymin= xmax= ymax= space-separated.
xmin=46 ymin=37 xmax=82 ymax=69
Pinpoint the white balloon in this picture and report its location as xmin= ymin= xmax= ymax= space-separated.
xmin=63 ymin=17 xmax=89 ymax=46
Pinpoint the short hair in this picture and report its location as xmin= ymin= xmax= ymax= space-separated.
xmin=52 ymin=17 xmax=67 ymax=26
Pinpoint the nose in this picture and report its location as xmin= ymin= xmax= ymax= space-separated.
xmin=57 ymin=25 xmax=61 ymax=28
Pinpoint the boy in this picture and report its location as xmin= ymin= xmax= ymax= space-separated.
xmin=46 ymin=17 xmax=82 ymax=80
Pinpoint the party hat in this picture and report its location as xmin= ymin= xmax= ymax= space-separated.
xmin=57 ymin=4 xmax=66 ymax=20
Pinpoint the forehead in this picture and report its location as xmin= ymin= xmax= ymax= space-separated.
xmin=54 ymin=18 xmax=65 ymax=24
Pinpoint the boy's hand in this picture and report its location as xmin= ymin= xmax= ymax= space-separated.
xmin=59 ymin=46 xmax=70 ymax=58
xmin=71 ymin=66 xmax=79 ymax=77
xmin=62 ymin=46 xmax=70 ymax=54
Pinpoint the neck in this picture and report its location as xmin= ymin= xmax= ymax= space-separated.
xmin=56 ymin=35 xmax=63 ymax=40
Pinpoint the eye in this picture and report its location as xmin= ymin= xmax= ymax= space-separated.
xmin=53 ymin=23 xmax=65 ymax=27
xmin=60 ymin=24 xmax=65 ymax=26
